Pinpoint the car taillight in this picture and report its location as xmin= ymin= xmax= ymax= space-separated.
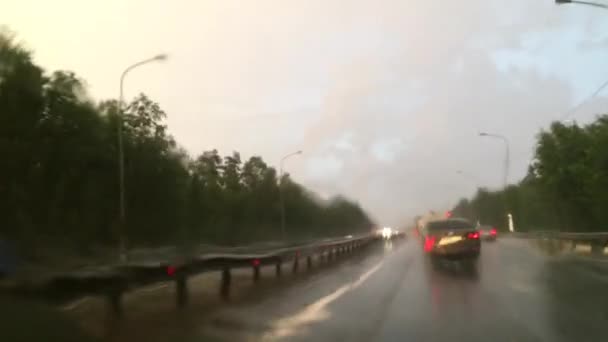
xmin=467 ymin=232 xmax=480 ymax=239
xmin=490 ymin=228 xmax=497 ymax=235
xmin=424 ymin=236 xmax=436 ymax=252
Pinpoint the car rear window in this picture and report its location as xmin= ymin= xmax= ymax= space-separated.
xmin=427 ymin=220 xmax=473 ymax=231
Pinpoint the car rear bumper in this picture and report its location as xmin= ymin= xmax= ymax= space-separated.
xmin=430 ymin=245 xmax=480 ymax=259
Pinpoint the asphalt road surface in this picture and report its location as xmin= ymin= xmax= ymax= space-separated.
xmin=196 ymin=238 xmax=608 ymax=342
xmin=4 ymin=237 xmax=608 ymax=341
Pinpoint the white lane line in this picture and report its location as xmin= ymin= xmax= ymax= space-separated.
xmin=262 ymin=260 xmax=385 ymax=341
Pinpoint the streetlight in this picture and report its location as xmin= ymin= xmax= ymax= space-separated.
xmin=555 ymin=0 xmax=608 ymax=10
xmin=279 ymin=150 xmax=303 ymax=242
xmin=479 ymin=132 xmax=511 ymax=232
xmin=117 ymin=53 xmax=168 ymax=262
xmin=478 ymin=132 xmax=510 ymax=188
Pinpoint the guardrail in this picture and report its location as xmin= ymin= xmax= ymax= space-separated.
xmin=3 ymin=234 xmax=395 ymax=317
xmin=509 ymin=231 xmax=608 ymax=255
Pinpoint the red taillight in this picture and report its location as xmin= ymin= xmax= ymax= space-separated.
xmin=424 ymin=236 xmax=436 ymax=252
xmin=166 ymin=265 xmax=176 ymax=276
xmin=490 ymin=228 xmax=497 ymax=235
xmin=252 ymin=259 xmax=261 ymax=267
xmin=467 ymin=232 xmax=480 ymax=239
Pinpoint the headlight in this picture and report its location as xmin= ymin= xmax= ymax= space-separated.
xmin=382 ymin=227 xmax=393 ymax=238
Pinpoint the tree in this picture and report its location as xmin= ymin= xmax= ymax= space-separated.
xmin=0 ymin=30 xmax=375 ymax=259
xmin=453 ymin=115 xmax=608 ymax=233
xmin=0 ymin=30 xmax=46 ymax=241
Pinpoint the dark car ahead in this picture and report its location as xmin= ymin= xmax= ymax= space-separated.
xmin=478 ymin=225 xmax=498 ymax=241
xmin=421 ymin=218 xmax=480 ymax=260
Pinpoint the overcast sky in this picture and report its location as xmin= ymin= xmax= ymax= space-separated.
xmin=4 ymin=0 xmax=608 ymax=226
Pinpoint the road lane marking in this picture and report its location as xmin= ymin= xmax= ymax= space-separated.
xmin=262 ymin=260 xmax=385 ymax=341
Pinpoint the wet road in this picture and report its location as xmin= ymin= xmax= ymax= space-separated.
xmin=198 ymin=238 xmax=608 ymax=342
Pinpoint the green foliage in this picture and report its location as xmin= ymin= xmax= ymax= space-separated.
xmin=453 ymin=117 xmax=608 ymax=232
xmin=0 ymin=31 xmax=372 ymax=254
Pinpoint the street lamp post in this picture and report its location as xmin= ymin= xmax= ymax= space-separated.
xmin=555 ymin=0 xmax=608 ymax=10
xmin=117 ymin=54 xmax=168 ymax=262
xmin=479 ymin=132 xmax=510 ymax=189
xmin=479 ymin=132 xmax=511 ymax=231
xmin=278 ymin=150 xmax=303 ymax=242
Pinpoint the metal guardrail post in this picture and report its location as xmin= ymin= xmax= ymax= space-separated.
xmin=275 ymin=260 xmax=282 ymax=277
xmin=107 ymin=288 xmax=123 ymax=318
xmin=221 ymin=267 xmax=231 ymax=300
xmin=176 ymin=274 xmax=188 ymax=308
xmin=292 ymin=256 xmax=299 ymax=274
xmin=253 ymin=265 xmax=260 ymax=282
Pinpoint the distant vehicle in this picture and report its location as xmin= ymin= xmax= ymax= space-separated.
xmin=477 ymin=225 xmax=498 ymax=241
xmin=419 ymin=218 xmax=480 ymax=262
xmin=381 ymin=227 xmax=393 ymax=240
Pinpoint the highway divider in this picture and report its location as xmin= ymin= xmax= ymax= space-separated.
xmin=1 ymin=234 xmax=401 ymax=317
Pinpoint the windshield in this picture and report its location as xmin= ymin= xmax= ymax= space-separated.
xmin=2 ymin=1 xmax=608 ymax=341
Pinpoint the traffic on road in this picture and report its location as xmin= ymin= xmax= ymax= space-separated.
xmin=189 ymin=235 xmax=608 ymax=342
xmin=3 ymin=0 xmax=607 ymax=341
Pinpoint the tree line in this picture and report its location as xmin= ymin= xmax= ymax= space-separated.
xmin=0 ymin=31 xmax=372 ymax=255
xmin=452 ymin=116 xmax=608 ymax=232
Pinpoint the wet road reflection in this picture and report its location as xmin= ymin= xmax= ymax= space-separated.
xmin=196 ymin=238 xmax=608 ymax=342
